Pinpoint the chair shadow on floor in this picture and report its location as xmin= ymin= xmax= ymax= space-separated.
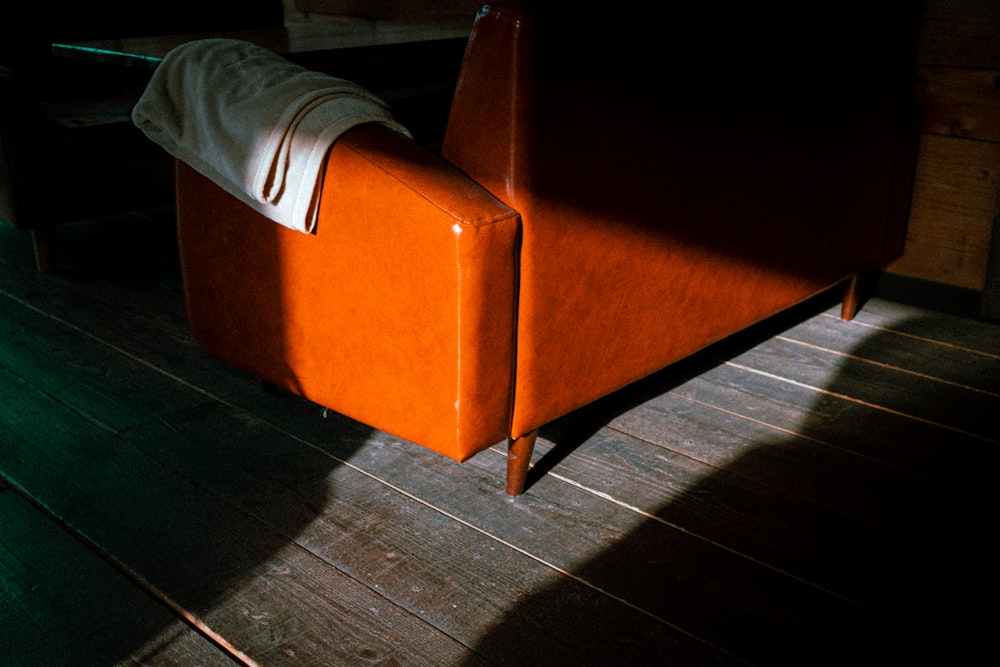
xmin=468 ymin=294 xmax=1000 ymax=665
xmin=0 ymin=211 xmax=382 ymax=665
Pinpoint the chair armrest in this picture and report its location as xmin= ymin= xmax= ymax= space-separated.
xmin=176 ymin=124 xmax=521 ymax=460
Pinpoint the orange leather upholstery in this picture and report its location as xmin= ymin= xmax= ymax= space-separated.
xmin=175 ymin=1 xmax=920 ymax=493
xmin=177 ymin=126 xmax=520 ymax=461
xmin=441 ymin=1 xmax=920 ymax=440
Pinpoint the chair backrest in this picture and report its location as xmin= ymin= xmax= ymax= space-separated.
xmin=440 ymin=0 xmax=923 ymax=437
xmin=442 ymin=0 xmax=921 ymax=209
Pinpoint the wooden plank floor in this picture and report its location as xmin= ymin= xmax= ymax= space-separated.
xmin=1 ymin=213 xmax=998 ymax=666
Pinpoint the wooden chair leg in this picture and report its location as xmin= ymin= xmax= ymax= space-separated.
xmin=31 ymin=224 xmax=56 ymax=273
xmin=841 ymin=272 xmax=866 ymax=321
xmin=506 ymin=430 xmax=538 ymax=496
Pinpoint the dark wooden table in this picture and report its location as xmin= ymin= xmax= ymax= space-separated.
xmin=49 ymin=18 xmax=473 ymax=147
xmin=51 ymin=18 xmax=473 ymax=69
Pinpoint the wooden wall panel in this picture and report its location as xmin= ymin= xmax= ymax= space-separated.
xmin=889 ymin=135 xmax=1000 ymax=290
xmin=886 ymin=0 xmax=1000 ymax=297
xmin=917 ymin=0 xmax=1000 ymax=69
xmin=916 ymin=66 xmax=1000 ymax=144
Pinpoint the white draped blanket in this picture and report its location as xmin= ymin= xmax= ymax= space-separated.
xmin=132 ymin=38 xmax=411 ymax=233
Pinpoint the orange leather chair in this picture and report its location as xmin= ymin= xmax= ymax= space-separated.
xmin=174 ymin=1 xmax=920 ymax=494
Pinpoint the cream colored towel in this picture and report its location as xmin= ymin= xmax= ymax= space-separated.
xmin=132 ymin=38 xmax=410 ymax=233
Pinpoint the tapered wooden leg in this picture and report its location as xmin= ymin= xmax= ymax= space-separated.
xmin=506 ymin=430 xmax=538 ymax=496
xmin=31 ymin=225 xmax=56 ymax=273
xmin=841 ymin=272 xmax=865 ymax=321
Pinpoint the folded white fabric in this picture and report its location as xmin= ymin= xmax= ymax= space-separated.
xmin=132 ymin=38 xmax=411 ymax=233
